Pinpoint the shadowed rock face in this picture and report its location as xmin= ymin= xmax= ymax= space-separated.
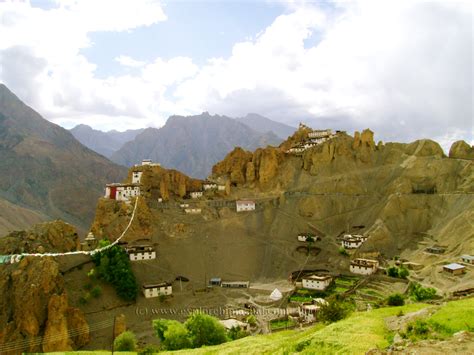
xmin=0 ymin=84 xmax=127 ymax=232
xmin=0 ymin=221 xmax=89 ymax=354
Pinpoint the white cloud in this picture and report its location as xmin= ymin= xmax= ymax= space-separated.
xmin=0 ymin=0 xmax=471 ymax=150
xmin=115 ymin=55 xmax=146 ymax=68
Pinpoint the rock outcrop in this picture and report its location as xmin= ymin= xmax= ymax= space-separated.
xmin=449 ymin=140 xmax=474 ymax=160
xmin=0 ymin=220 xmax=80 ymax=255
xmin=0 ymin=221 xmax=89 ymax=354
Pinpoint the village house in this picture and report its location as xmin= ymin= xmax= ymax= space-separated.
xmin=203 ymin=181 xmax=218 ymax=190
xmin=350 ymin=258 xmax=379 ymax=275
xmin=299 ymin=303 xmax=320 ymax=322
xmin=184 ymin=207 xmax=201 ymax=214
xmin=126 ymin=245 xmax=156 ymax=261
xmin=190 ymin=191 xmax=203 ymax=199
xmin=443 ymin=263 xmax=466 ymax=276
xmin=209 ymin=278 xmax=222 ymax=286
xmin=217 ymin=184 xmax=226 ymax=191
xmin=142 ymin=282 xmax=172 ymax=298
xmin=180 ymin=203 xmax=190 ymax=208
xmin=297 ymin=233 xmax=318 ymax=242
xmin=132 ymin=171 xmax=143 ymax=184
xmin=104 ymin=183 xmax=140 ymax=201
xmin=221 ymin=281 xmax=250 ymax=288
xmin=426 ymin=246 xmax=445 ymax=254
xmin=341 ymin=234 xmax=367 ymax=249
xmin=461 ymin=255 xmax=474 ymax=265
xmin=236 ymin=200 xmax=256 ymax=212
xmin=302 ymin=274 xmax=333 ymax=291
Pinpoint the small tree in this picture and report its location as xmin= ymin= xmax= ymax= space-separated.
xmin=387 ymin=293 xmax=405 ymax=306
xmin=318 ymin=298 xmax=352 ymax=323
xmin=163 ymin=322 xmax=192 ymax=350
xmin=114 ymin=331 xmax=137 ymax=351
xmin=185 ymin=312 xmax=228 ymax=347
xmin=398 ymin=267 xmax=409 ymax=279
xmin=228 ymin=326 xmax=249 ymax=340
xmin=409 ymin=282 xmax=437 ymax=301
xmin=387 ymin=266 xmax=399 ymax=277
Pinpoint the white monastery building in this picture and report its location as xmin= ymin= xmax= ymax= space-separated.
xmin=302 ymin=275 xmax=333 ymax=290
xmin=105 ymin=183 xmax=140 ymax=201
xmin=132 ymin=171 xmax=143 ymax=184
xmin=126 ymin=245 xmax=156 ymax=261
xmin=350 ymin=258 xmax=379 ymax=275
xmin=236 ymin=200 xmax=256 ymax=212
xmin=142 ymin=282 xmax=172 ymax=298
xmin=341 ymin=234 xmax=367 ymax=249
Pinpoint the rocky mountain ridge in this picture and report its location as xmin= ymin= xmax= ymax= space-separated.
xmin=110 ymin=112 xmax=283 ymax=178
xmin=0 ymin=84 xmax=127 ymax=233
xmin=69 ymin=124 xmax=145 ymax=159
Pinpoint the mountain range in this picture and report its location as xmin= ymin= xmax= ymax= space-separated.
xmin=69 ymin=124 xmax=145 ymax=158
xmin=0 ymin=84 xmax=127 ymax=234
xmin=70 ymin=113 xmax=294 ymax=178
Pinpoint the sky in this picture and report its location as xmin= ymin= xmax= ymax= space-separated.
xmin=0 ymin=0 xmax=472 ymax=151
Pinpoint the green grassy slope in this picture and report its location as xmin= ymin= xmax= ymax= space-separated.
xmin=55 ymin=298 xmax=474 ymax=355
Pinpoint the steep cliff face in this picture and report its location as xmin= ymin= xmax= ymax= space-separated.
xmin=91 ymin=164 xmax=204 ymax=242
xmin=0 ymin=221 xmax=89 ymax=354
xmin=212 ymin=146 xmax=284 ymax=188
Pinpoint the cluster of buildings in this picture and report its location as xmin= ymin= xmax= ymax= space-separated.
xmin=104 ymin=159 xmax=154 ymax=202
xmin=189 ymin=180 xmax=226 ymax=200
xmin=286 ymin=127 xmax=343 ymax=155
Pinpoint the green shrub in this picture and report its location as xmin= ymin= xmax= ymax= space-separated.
xmin=91 ymin=285 xmax=102 ymax=298
xmin=387 ymin=266 xmax=399 ymax=277
xmin=409 ymin=282 xmax=437 ymax=301
xmin=318 ymin=298 xmax=352 ymax=323
xmin=228 ymin=326 xmax=249 ymax=340
xmin=246 ymin=315 xmax=257 ymax=326
xmin=338 ymin=247 xmax=349 ymax=256
xmin=185 ymin=312 xmax=228 ymax=347
xmin=398 ymin=267 xmax=409 ymax=279
xmin=387 ymin=293 xmax=405 ymax=306
xmin=114 ymin=330 xmax=137 ymax=351
xmin=387 ymin=266 xmax=409 ymax=279
xmin=152 ymin=313 xmax=228 ymax=350
xmin=83 ymin=282 xmax=93 ymax=290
